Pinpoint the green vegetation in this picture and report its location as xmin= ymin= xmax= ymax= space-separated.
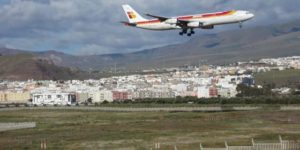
xmin=236 ymin=83 xmax=274 ymax=97
xmin=254 ymin=69 xmax=300 ymax=88
xmin=0 ymin=109 xmax=299 ymax=149
xmin=102 ymin=96 xmax=300 ymax=107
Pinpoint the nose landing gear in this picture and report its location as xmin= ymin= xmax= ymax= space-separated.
xmin=239 ymin=22 xmax=243 ymax=28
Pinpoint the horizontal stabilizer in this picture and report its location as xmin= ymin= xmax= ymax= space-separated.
xmin=121 ymin=21 xmax=136 ymax=26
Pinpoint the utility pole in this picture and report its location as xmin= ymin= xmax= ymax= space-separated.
xmin=271 ymin=71 xmax=274 ymax=98
xmin=114 ymin=63 xmax=117 ymax=74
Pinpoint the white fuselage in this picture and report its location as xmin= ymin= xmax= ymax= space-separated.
xmin=135 ymin=10 xmax=254 ymax=30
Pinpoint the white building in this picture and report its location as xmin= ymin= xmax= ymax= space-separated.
xmin=32 ymin=92 xmax=76 ymax=106
xmin=92 ymin=90 xmax=113 ymax=103
xmin=170 ymin=84 xmax=188 ymax=93
xmin=197 ymin=86 xmax=210 ymax=98
xmin=218 ymin=87 xmax=237 ymax=98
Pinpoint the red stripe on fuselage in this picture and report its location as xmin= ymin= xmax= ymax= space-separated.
xmin=201 ymin=11 xmax=233 ymax=18
xmin=136 ymin=20 xmax=161 ymax=25
xmin=177 ymin=16 xmax=194 ymax=20
xmin=136 ymin=10 xmax=235 ymax=25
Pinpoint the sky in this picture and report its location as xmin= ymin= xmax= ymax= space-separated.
xmin=0 ymin=0 xmax=299 ymax=55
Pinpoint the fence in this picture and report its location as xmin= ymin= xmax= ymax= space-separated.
xmin=201 ymin=137 xmax=300 ymax=150
xmin=152 ymin=136 xmax=300 ymax=150
xmin=281 ymin=140 xmax=300 ymax=150
xmin=281 ymin=106 xmax=300 ymax=111
xmin=1 ymin=106 xmax=300 ymax=112
xmin=0 ymin=106 xmax=263 ymax=112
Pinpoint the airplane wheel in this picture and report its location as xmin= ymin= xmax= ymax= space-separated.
xmin=191 ymin=31 xmax=195 ymax=34
xmin=187 ymin=33 xmax=192 ymax=36
xmin=179 ymin=32 xmax=184 ymax=35
xmin=239 ymin=22 xmax=243 ymax=28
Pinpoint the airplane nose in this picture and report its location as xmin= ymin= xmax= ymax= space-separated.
xmin=249 ymin=13 xmax=254 ymax=19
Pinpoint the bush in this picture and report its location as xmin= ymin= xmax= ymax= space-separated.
xmin=109 ymin=96 xmax=300 ymax=105
xmin=101 ymin=100 xmax=109 ymax=104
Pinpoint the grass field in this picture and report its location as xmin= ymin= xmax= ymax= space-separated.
xmin=254 ymin=69 xmax=300 ymax=88
xmin=0 ymin=109 xmax=299 ymax=150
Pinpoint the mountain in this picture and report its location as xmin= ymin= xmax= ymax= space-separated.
xmin=1 ymin=20 xmax=300 ymax=71
xmin=111 ymin=20 xmax=300 ymax=69
xmin=42 ymin=20 xmax=300 ymax=70
xmin=0 ymin=47 xmax=32 ymax=55
xmin=0 ymin=54 xmax=86 ymax=80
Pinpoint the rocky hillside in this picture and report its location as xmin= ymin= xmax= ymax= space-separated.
xmin=0 ymin=54 xmax=85 ymax=80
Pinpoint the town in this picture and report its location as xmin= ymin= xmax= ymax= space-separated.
xmin=1 ymin=56 xmax=300 ymax=106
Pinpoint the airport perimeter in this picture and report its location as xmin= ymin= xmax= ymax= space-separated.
xmin=0 ymin=107 xmax=299 ymax=150
xmin=0 ymin=105 xmax=299 ymax=112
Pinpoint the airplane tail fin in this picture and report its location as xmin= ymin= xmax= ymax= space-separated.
xmin=122 ymin=4 xmax=147 ymax=23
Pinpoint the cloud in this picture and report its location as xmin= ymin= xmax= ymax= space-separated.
xmin=0 ymin=0 xmax=299 ymax=55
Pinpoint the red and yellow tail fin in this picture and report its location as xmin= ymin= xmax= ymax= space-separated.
xmin=122 ymin=4 xmax=147 ymax=23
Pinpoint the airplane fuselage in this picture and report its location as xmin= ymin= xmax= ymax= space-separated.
xmin=122 ymin=5 xmax=254 ymax=36
xmin=136 ymin=10 xmax=254 ymax=30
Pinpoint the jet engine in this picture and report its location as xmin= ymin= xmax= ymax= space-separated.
xmin=165 ymin=18 xmax=178 ymax=24
xmin=201 ymin=25 xmax=214 ymax=29
xmin=187 ymin=22 xmax=203 ymax=28
xmin=187 ymin=22 xmax=214 ymax=29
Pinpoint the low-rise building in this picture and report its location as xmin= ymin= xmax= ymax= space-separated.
xmin=32 ymin=92 xmax=76 ymax=105
xmin=113 ymin=91 xmax=130 ymax=101
xmin=75 ymin=93 xmax=90 ymax=103
xmin=180 ymin=91 xmax=197 ymax=97
xmin=218 ymin=87 xmax=237 ymax=98
xmin=209 ymin=87 xmax=218 ymax=97
xmin=92 ymin=90 xmax=113 ymax=103
xmin=0 ymin=92 xmax=30 ymax=103
xmin=197 ymin=86 xmax=210 ymax=98
xmin=133 ymin=90 xmax=175 ymax=99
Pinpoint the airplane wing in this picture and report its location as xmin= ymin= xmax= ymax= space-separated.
xmin=176 ymin=19 xmax=189 ymax=27
xmin=145 ymin=14 xmax=205 ymax=28
xmin=177 ymin=19 xmax=206 ymax=28
xmin=145 ymin=14 xmax=169 ymax=21
xmin=146 ymin=14 xmax=188 ymax=27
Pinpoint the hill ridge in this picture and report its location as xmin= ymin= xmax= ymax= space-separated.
xmin=1 ymin=20 xmax=300 ymax=71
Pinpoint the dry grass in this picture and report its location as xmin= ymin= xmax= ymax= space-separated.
xmin=0 ymin=109 xmax=299 ymax=150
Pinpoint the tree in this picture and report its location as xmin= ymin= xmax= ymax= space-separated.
xmin=236 ymin=83 xmax=264 ymax=97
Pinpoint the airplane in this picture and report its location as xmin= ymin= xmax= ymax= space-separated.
xmin=121 ymin=4 xmax=254 ymax=36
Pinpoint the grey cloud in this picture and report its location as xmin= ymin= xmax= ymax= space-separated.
xmin=0 ymin=0 xmax=299 ymax=54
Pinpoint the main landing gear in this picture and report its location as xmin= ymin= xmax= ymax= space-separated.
xmin=179 ymin=29 xmax=187 ymax=35
xmin=179 ymin=28 xmax=195 ymax=36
